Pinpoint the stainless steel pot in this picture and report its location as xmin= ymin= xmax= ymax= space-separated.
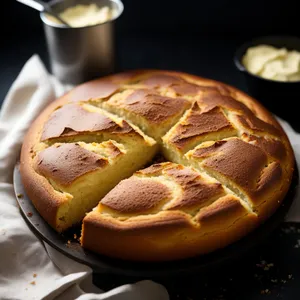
xmin=40 ymin=0 xmax=124 ymax=85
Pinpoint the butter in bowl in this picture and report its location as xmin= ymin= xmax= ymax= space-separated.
xmin=234 ymin=36 xmax=300 ymax=121
xmin=242 ymin=45 xmax=300 ymax=82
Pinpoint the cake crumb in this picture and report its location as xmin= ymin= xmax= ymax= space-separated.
xmin=27 ymin=212 xmax=33 ymax=217
xmin=288 ymin=274 xmax=293 ymax=279
xmin=67 ymin=240 xmax=71 ymax=245
xmin=74 ymin=234 xmax=77 ymax=239
xmin=30 ymin=281 xmax=36 ymax=285
xmin=264 ymin=263 xmax=274 ymax=271
xmin=256 ymin=260 xmax=274 ymax=271
xmin=261 ymin=289 xmax=270 ymax=295
xmin=33 ymin=274 xmax=37 ymax=278
xmin=17 ymin=194 xmax=23 ymax=198
xmin=294 ymin=240 xmax=300 ymax=248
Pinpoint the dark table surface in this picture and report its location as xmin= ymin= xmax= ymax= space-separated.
xmin=2 ymin=31 xmax=300 ymax=300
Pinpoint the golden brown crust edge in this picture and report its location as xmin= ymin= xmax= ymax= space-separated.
xmin=20 ymin=94 xmax=70 ymax=230
xmin=81 ymin=209 xmax=258 ymax=261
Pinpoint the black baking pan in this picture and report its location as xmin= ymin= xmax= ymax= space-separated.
xmin=14 ymin=162 xmax=299 ymax=278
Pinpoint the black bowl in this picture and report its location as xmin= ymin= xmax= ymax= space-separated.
xmin=234 ymin=35 xmax=300 ymax=123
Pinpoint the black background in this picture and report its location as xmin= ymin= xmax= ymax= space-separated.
xmin=2 ymin=1 xmax=300 ymax=299
xmin=2 ymin=0 xmax=300 ymax=36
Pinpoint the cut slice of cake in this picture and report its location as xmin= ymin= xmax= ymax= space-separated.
xmin=81 ymin=162 xmax=257 ymax=261
xmin=32 ymin=139 xmax=157 ymax=231
xmin=21 ymin=101 xmax=157 ymax=232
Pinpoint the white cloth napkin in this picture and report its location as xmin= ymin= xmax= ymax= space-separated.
xmin=277 ymin=118 xmax=300 ymax=222
xmin=0 ymin=55 xmax=169 ymax=300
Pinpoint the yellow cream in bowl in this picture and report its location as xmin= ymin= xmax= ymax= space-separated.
xmin=242 ymin=45 xmax=300 ymax=82
xmin=46 ymin=4 xmax=115 ymax=27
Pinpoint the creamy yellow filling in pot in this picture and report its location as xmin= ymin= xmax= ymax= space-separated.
xmin=242 ymin=45 xmax=300 ymax=82
xmin=46 ymin=4 xmax=115 ymax=27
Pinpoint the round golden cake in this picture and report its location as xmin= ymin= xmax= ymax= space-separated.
xmin=20 ymin=70 xmax=295 ymax=261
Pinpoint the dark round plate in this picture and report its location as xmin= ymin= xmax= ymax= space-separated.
xmin=14 ymin=163 xmax=299 ymax=278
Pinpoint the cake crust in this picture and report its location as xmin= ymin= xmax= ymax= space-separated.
xmin=20 ymin=70 xmax=294 ymax=261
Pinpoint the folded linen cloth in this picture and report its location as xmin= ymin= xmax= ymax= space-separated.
xmin=277 ymin=118 xmax=300 ymax=222
xmin=0 ymin=55 xmax=169 ymax=300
